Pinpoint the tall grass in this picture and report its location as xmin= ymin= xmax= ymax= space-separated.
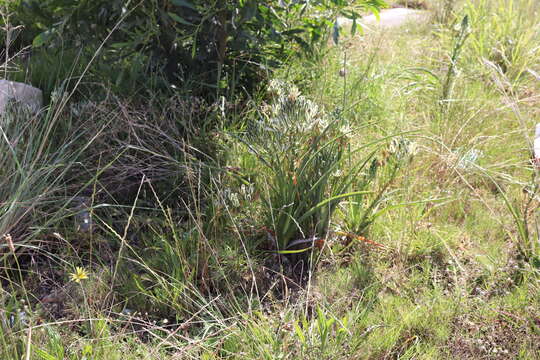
xmin=479 ymin=59 xmax=540 ymax=269
xmin=464 ymin=0 xmax=540 ymax=84
xmin=0 ymin=98 xmax=102 ymax=262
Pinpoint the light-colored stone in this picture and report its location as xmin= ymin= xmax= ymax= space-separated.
xmin=0 ymin=80 xmax=43 ymax=114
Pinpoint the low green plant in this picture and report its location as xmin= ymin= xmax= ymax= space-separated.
xmin=290 ymin=307 xmax=351 ymax=357
xmin=341 ymin=137 xmax=416 ymax=239
xmin=491 ymin=177 xmax=540 ymax=269
xmin=477 ymin=60 xmax=540 ymax=271
xmin=0 ymin=293 xmax=26 ymax=360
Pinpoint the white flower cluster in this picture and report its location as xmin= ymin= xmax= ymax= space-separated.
xmin=389 ymin=137 xmax=418 ymax=161
xmin=265 ymin=79 xmax=329 ymax=134
xmin=215 ymin=188 xmax=240 ymax=208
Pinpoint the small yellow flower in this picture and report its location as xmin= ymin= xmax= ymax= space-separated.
xmin=70 ymin=267 xmax=89 ymax=283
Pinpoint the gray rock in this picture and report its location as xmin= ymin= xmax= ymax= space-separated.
xmin=0 ymin=80 xmax=43 ymax=114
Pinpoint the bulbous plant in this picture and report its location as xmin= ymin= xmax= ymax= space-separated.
xmin=244 ymin=80 xmax=400 ymax=252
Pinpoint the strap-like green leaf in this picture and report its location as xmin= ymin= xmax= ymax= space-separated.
xmin=171 ymin=0 xmax=196 ymax=10
xmin=168 ymin=12 xmax=193 ymax=26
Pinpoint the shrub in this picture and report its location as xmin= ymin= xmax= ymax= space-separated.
xmin=3 ymin=0 xmax=385 ymax=98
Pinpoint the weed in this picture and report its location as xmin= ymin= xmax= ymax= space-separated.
xmin=440 ymin=14 xmax=471 ymax=112
xmin=464 ymin=0 xmax=540 ymax=84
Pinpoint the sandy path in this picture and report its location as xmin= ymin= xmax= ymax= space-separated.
xmin=338 ymin=8 xmax=429 ymax=31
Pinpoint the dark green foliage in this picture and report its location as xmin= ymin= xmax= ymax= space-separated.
xmin=4 ymin=0 xmax=385 ymax=98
